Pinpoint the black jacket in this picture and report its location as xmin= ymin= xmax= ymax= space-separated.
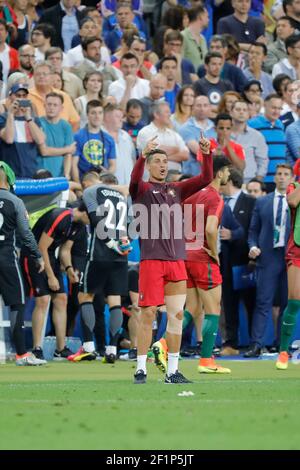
xmin=228 ymin=192 xmax=256 ymax=266
xmin=39 ymin=4 xmax=82 ymax=50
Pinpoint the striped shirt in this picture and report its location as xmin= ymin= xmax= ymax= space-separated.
xmin=248 ymin=115 xmax=286 ymax=183
xmin=285 ymin=119 xmax=300 ymax=165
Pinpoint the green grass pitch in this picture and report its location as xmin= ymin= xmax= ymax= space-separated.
xmin=0 ymin=359 xmax=300 ymax=450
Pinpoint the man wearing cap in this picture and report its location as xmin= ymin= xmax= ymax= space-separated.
xmin=0 ymin=83 xmax=45 ymax=178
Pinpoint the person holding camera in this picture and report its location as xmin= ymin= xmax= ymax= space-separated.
xmin=0 ymin=83 xmax=45 ymax=178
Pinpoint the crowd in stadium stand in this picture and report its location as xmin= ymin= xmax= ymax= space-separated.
xmin=1 ymin=0 xmax=300 ymax=364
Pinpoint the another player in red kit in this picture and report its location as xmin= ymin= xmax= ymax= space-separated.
xmin=184 ymin=155 xmax=232 ymax=374
xmin=277 ymin=181 xmax=300 ymax=369
xmin=129 ymin=136 xmax=213 ymax=384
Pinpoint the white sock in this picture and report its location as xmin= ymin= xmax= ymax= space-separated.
xmin=167 ymin=352 xmax=179 ymax=376
xmin=83 ymin=341 xmax=95 ymax=353
xmin=106 ymin=345 xmax=117 ymax=355
xmin=136 ymin=355 xmax=147 ymax=374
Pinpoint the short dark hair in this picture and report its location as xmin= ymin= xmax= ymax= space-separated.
xmin=187 ymin=5 xmax=206 ymax=23
xmin=120 ymin=52 xmax=139 ymax=64
xmin=164 ymin=30 xmax=183 ymax=44
xmin=79 ymin=17 xmax=96 ymax=29
xmin=213 ymin=156 xmax=231 ymax=178
xmin=86 ymin=99 xmax=103 ymax=114
xmin=228 ymin=167 xmax=243 ymax=189
xmin=264 ymin=93 xmax=282 ymax=102
xmin=276 ymin=163 xmax=293 ymax=174
xmin=210 ymin=34 xmax=227 ymax=48
xmin=46 ymin=92 xmax=64 ymax=103
xmin=215 ymin=113 xmax=232 ymax=125
xmin=82 ymin=7 xmax=99 ymax=17
xmin=160 ymin=55 xmax=178 ymax=66
xmin=204 ymin=51 xmax=223 ymax=65
xmin=272 ymin=74 xmax=292 ymax=96
xmin=126 ymin=98 xmax=143 ymax=113
xmin=285 ymin=34 xmax=300 ymax=52
xmin=145 ymin=148 xmax=167 ymax=162
xmin=99 ymin=172 xmax=119 ymax=184
xmin=82 ymin=36 xmax=101 ymax=51
xmin=45 ymin=47 xmax=63 ymax=60
xmin=32 ymin=23 xmax=55 ymax=42
xmin=277 ymin=15 xmax=295 ymax=27
xmin=250 ymin=41 xmax=267 ymax=56
xmin=247 ymin=178 xmax=267 ymax=192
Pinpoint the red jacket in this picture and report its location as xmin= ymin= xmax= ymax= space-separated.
xmin=8 ymin=46 xmax=20 ymax=71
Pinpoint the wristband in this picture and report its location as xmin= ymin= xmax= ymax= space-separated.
xmin=26 ymin=118 xmax=33 ymax=123
xmin=65 ymin=265 xmax=73 ymax=271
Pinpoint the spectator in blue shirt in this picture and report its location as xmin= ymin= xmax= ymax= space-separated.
xmin=179 ymin=94 xmax=215 ymax=175
xmin=123 ymin=99 xmax=144 ymax=157
xmin=160 ymin=55 xmax=181 ymax=113
xmin=285 ymin=103 xmax=300 ymax=164
xmin=38 ymin=92 xmax=75 ymax=178
xmin=72 ymin=100 xmax=116 ymax=181
xmin=103 ymin=2 xmax=148 ymax=53
xmin=244 ymin=42 xmax=274 ymax=99
xmin=248 ymin=94 xmax=287 ymax=191
xmin=157 ymin=30 xmax=197 ymax=85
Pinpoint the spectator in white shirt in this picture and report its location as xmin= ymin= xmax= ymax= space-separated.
xmin=108 ymin=52 xmax=150 ymax=110
xmin=137 ymin=101 xmax=189 ymax=172
xmin=272 ymin=34 xmax=300 ymax=79
xmin=31 ymin=23 xmax=55 ymax=62
xmin=103 ymin=103 xmax=136 ymax=185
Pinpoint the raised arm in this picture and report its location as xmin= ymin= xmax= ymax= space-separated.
xmin=287 ymin=183 xmax=300 ymax=209
xmin=129 ymin=138 xmax=157 ymax=200
xmin=129 ymin=156 xmax=147 ymax=201
xmin=177 ymin=137 xmax=213 ymax=200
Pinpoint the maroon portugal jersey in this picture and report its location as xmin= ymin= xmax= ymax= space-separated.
xmin=129 ymin=154 xmax=213 ymax=261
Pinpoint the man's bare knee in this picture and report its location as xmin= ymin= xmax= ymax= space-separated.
xmin=35 ymin=295 xmax=50 ymax=310
xmin=141 ymin=307 xmax=156 ymax=326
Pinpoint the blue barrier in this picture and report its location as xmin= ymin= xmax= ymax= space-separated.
xmin=15 ymin=177 xmax=69 ymax=195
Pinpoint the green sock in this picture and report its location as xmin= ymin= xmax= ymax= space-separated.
xmin=201 ymin=314 xmax=219 ymax=358
xmin=162 ymin=309 xmax=193 ymax=339
xmin=280 ymin=300 xmax=300 ymax=352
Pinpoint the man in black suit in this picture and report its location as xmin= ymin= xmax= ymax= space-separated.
xmin=39 ymin=0 xmax=82 ymax=52
xmin=245 ymin=164 xmax=292 ymax=357
xmin=220 ymin=168 xmax=256 ymax=355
